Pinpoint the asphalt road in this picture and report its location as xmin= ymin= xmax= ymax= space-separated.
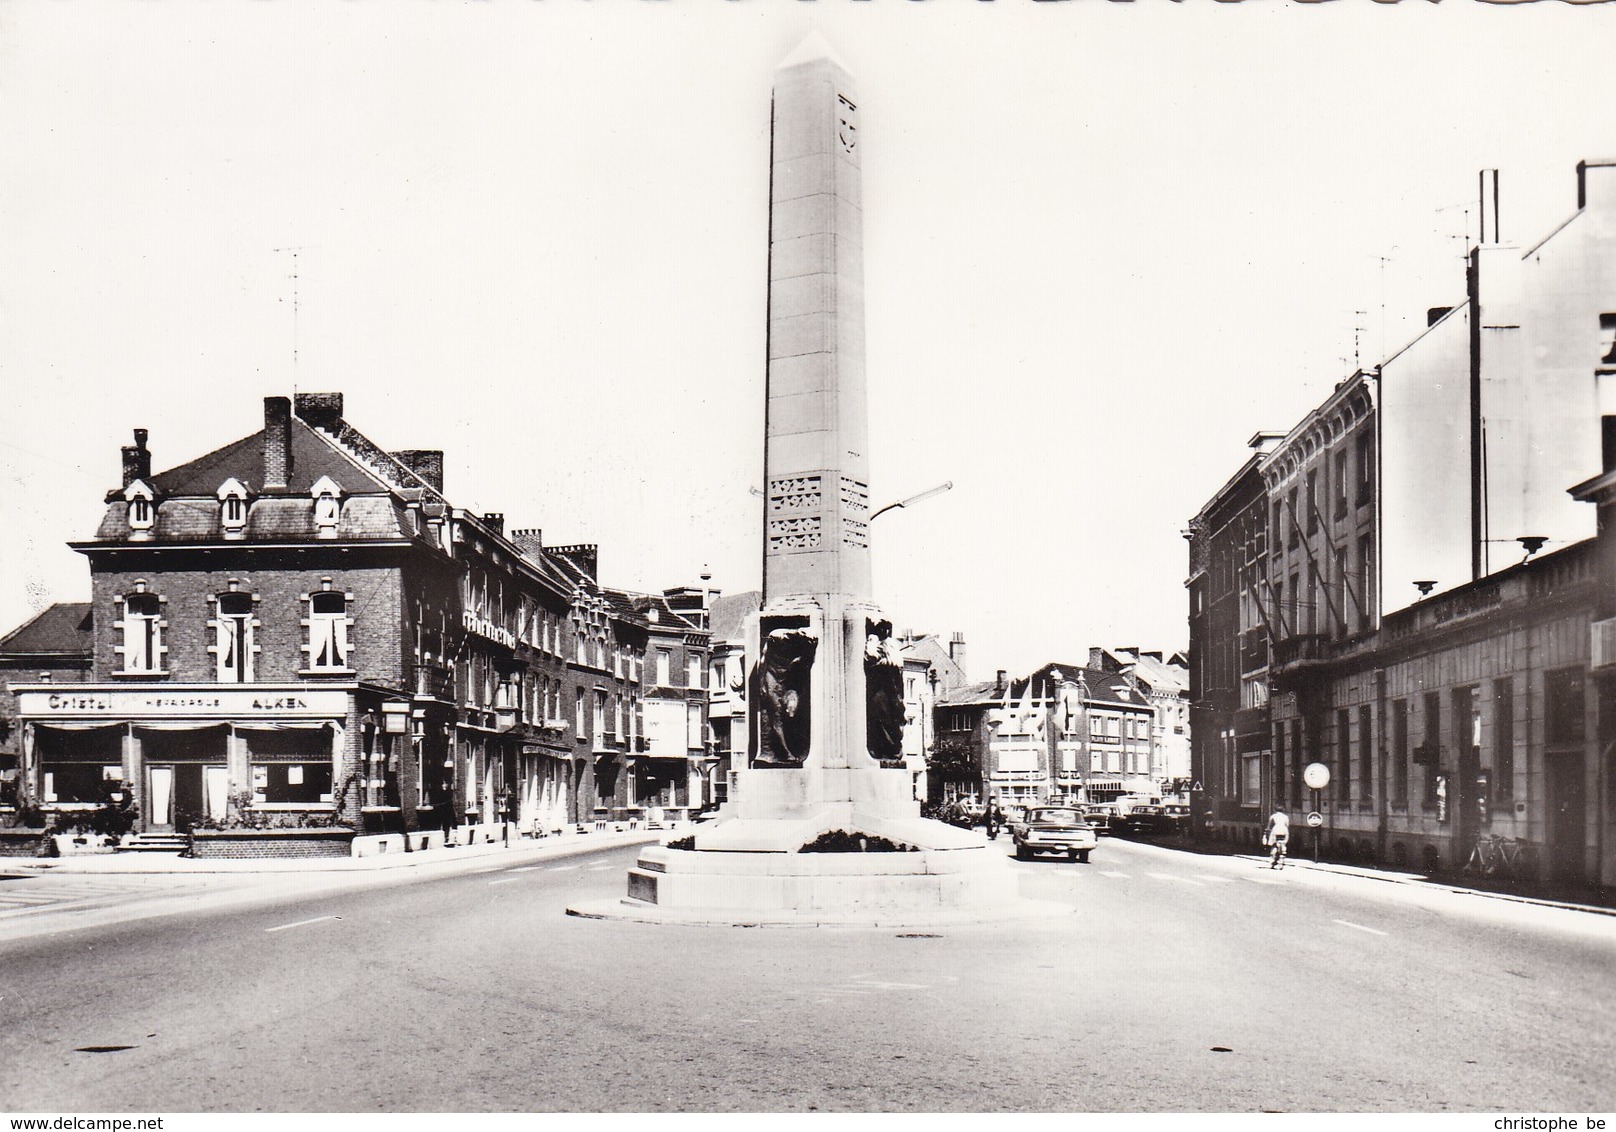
xmin=1 ymin=836 xmax=1612 ymax=1113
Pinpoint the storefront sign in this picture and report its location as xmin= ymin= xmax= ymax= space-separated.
xmin=462 ymin=611 xmax=516 ymax=649
xmin=18 ymin=686 xmax=350 ymax=720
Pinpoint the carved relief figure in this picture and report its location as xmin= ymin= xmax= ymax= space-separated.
xmin=756 ymin=627 xmax=817 ymax=767
xmin=865 ymin=619 xmax=906 ymax=767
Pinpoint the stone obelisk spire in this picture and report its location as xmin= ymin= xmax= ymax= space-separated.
xmin=763 ymin=32 xmax=871 ymax=605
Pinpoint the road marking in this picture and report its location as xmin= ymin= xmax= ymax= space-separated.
xmin=509 ymin=866 xmax=540 ymax=872
xmin=1196 ymin=875 xmax=1236 ymax=884
xmin=488 ymin=877 xmax=522 ymax=886
xmin=1099 ymin=871 xmax=1129 ymax=879
xmin=1333 ymin=919 xmax=1388 ymax=936
xmin=1147 ymin=872 xmax=1204 ymax=887
xmin=264 ymin=915 xmax=338 ymax=933
xmin=586 ymin=864 xmax=615 ymax=871
xmin=547 ymin=865 xmax=580 ymax=871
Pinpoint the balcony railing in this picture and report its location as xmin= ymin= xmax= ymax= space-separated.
xmin=409 ymin=663 xmax=454 ymax=700
xmin=1270 ymin=634 xmax=1327 ymax=670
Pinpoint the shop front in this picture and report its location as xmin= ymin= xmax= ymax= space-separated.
xmin=15 ymin=685 xmax=354 ymax=834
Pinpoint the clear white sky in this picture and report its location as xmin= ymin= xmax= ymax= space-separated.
xmin=1 ymin=2 xmax=1612 ymax=679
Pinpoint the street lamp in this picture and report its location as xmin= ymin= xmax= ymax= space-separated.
xmin=869 ymin=481 xmax=953 ymax=522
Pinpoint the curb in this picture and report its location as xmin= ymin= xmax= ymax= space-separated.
xmin=1235 ymin=853 xmax=1616 ymax=918
xmin=1 ymin=829 xmax=662 ymax=876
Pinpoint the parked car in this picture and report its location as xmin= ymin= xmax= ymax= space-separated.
xmin=1161 ymin=803 xmax=1191 ymax=836
xmin=1010 ymin=806 xmax=1098 ymax=863
xmin=1120 ymin=804 xmax=1168 ymax=837
xmin=1083 ymin=804 xmax=1122 ymax=836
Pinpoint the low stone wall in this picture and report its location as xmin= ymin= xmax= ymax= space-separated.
xmin=0 ymin=830 xmax=48 ymax=857
xmin=189 ymin=829 xmax=355 ymax=859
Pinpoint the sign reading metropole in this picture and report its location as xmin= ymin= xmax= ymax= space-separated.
xmin=17 ymin=687 xmax=351 ymax=720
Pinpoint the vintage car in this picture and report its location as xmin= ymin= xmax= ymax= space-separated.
xmin=1120 ymin=803 xmax=1166 ymax=837
xmin=1010 ymin=806 xmax=1098 ymax=863
xmin=1083 ymin=804 xmax=1122 ymax=836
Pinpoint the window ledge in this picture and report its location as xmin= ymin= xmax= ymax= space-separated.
xmin=113 ymin=670 xmax=169 ymax=678
xmin=254 ymin=803 xmax=336 ymax=812
xmin=361 ymin=806 xmax=402 ymax=813
xmin=298 ymin=668 xmax=357 ymax=678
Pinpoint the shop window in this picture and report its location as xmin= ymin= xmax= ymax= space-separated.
xmin=37 ymin=728 xmax=122 ymax=804
xmin=124 ymin=480 xmax=155 ymax=536
xmin=211 ymin=587 xmax=257 ymax=683
xmin=1241 ymin=753 xmax=1261 ymax=807
xmin=247 ymin=729 xmax=335 ymax=805
xmin=117 ymin=585 xmax=165 ymax=673
xmin=304 ymin=580 xmax=352 ymax=671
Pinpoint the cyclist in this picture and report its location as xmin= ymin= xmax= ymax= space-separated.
xmin=1263 ymin=808 xmax=1291 ymax=869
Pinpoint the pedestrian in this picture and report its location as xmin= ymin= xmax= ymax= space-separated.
xmin=1264 ymin=807 xmax=1291 ymax=869
xmin=985 ymin=797 xmax=1002 ymax=840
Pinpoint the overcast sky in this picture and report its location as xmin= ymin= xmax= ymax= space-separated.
xmin=2 ymin=2 xmax=1613 ymax=679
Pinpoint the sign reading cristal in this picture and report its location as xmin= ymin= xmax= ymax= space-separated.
xmin=18 ymin=687 xmax=350 ymax=719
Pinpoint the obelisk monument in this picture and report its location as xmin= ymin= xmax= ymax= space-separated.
xmin=573 ymin=36 xmax=1040 ymax=923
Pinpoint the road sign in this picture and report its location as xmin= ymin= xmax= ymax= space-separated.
xmin=1303 ymin=762 xmax=1331 ymax=790
xmin=1306 ymin=811 xmax=1323 ymax=828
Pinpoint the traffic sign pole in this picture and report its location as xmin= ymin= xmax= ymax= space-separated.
xmin=1302 ymin=762 xmax=1331 ymax=865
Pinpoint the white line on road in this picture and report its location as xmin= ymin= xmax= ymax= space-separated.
xmin=586 ymin=864 xmax=615 ymax=871
xmin=264 ymin=915 xmax=338 ymax=933
xmin=488 ymin=878 xmax=522 ymax=886
xmin=1099 ymin=871 xmax=1129 ymax=879
xmin=1147 ymin=872 xmax=1204 ymax=887
xmin=1333 ymin=919 xmax=1388 ymax=936
xmin=509 ymin=866 xmax=540 ymax=872
xmin=547 ymin=865 xmax=580 ymax=871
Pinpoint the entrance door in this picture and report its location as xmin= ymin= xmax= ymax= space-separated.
xmin=171 ymin=765 xmax=206 ymax=832
xmin=148 ymin=766 xmax=175 ymax=831
xmin=1546 ymin=752 xmax=1587 ymax=885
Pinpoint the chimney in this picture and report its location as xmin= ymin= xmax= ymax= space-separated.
xmin=1427 ymin=306 xmax=1454 ymax=327
xmin=294 ymin=392 xmax=344 ymax=429
xmin=994 ymin=669 xmax=1007 ymax=696
xmin=948 ymin=631 xmax=967 ymax=675
xmin=482 ymin=512 xmax=504 ymax=537
xmin=511 ymin=528 xmax=545 ymax=558
xmin=263 ymin=397 xmax=292 ymax=490
xmin=551 ymin=543 xmax=598 ymax=581
xmin=1479 ymin=168 xmax=1501 ymax=244
xmin=1088 ymin=646 xmax=1106 ymax=669
xmin=120 ymin=428 xmax=151 ymax=488
xmin=392 ymin=450 xmax=444 ymax=493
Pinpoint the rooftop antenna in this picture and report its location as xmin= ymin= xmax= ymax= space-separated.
xmin=272 ymin=245 xmax=317 ymax=385
xmin=1352 ymin=310 xmax=1368 ymax=369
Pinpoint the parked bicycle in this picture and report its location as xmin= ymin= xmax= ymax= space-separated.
xmin=1464 ymin=834 xmax=1538 ymax=878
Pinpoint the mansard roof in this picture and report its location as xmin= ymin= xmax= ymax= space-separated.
xmin=149 ymin=417 xmax=396 ymax=497
xmin=91 ymin=495 xmax=414 ymax=543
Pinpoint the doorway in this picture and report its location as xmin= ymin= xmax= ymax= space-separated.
xmin=1545 ymin=751 xmax=1587 ymax=885
xmin=146 ymin=764 xmax=228 ymax=832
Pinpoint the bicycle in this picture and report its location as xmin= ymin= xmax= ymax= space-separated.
xmin=1266 ymin=832 xmax=1288 ymax=869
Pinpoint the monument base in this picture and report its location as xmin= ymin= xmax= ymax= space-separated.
xmin=566 ymin=832 xmax=1071 ymax=927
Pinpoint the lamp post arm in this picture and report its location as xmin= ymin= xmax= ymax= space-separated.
xmin=869 ymin=481 xmax=953 ymax=522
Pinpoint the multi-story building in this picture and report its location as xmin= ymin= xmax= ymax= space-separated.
xmin=933 ymin=664 xmax=1155 ymax=813
xmin=1186 ymin=434 xmax=1282 ymax=839
xmin=705 ymin=590 xmax=759 ymax=806
xmin=1088 ymin=646 xmax=1191 ymax=789
xmin=611 ymin=587 xmax=712 ymax=821
xmin=7 ymin=395 xmax=462 ymax=837
xmin=1188 ymin=158 xmax=1616 ymax=884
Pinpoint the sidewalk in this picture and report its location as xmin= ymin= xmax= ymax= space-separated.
xmin=0 ymin=825 xmax=663 ymax=875
xmin=1233 ymin=848 xmax=1616 ymax=918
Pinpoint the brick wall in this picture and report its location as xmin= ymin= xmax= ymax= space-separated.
xmin=188 ymin=829 xmax=354 ymax=859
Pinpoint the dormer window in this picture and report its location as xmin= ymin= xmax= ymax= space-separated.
xmin=217 ymin=478 xmax=249 ymax=538
xmin=311 ymin=475 xmax=343 ymax=538
xmin=124 ymin=480 xmax=155 ymax=537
